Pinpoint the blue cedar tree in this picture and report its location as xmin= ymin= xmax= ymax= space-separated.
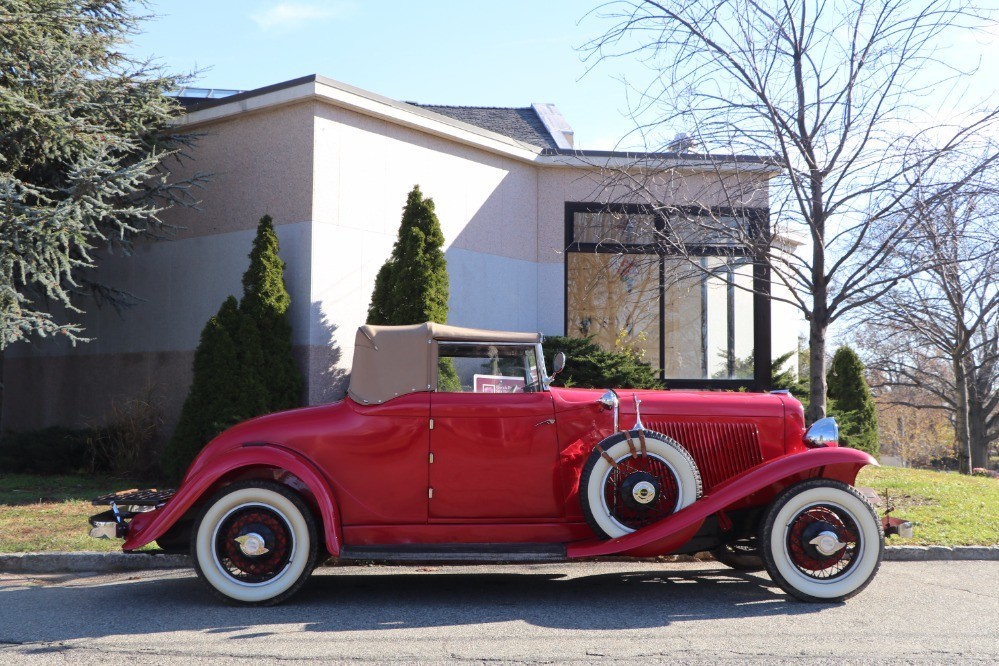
xmin=0 ymin=0 xmax=202 ymax=346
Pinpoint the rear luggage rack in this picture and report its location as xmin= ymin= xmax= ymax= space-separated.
xmin=92 ymin=488 xmax=175 ymax=507
xmin=89 ymin=488 xmax=175 ymax=540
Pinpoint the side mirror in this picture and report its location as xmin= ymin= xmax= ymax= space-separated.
xmin=804 ymin=417 xmax=838 ymax=448
xmin=552 ymin=351 xmax=566 ymax=376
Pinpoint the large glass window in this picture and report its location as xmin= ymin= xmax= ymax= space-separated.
xmin=565 ymin=204 xmax=770 ymax=388
xmin=567 ymin=253 xmax=660 ymax=368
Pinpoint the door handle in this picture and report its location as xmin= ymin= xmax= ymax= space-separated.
xmin=535 ymin=418 xmax=555 ymax=427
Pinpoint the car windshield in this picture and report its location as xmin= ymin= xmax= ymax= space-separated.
xmin=437 ymin=343 xmax=541 ymax=393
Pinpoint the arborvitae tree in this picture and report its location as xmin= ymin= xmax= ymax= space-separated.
xmin=542 ymin=336 xmax=662 ymax=389
xmin=0 ymin=0 xmax=203 ymax=346
xmin=162 ymin=298 xmax=247 ymax=480
xmin=827 ymin=345 xmax=879 ymax=457
xmin=367 ymin=186 xmax=449 ymax=325
xmin=240 ymin=215 xmax=302 ymax=411
xmin=162 ymin=217 xmax=302 ymax=479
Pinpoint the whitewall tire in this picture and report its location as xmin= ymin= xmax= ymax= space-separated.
xmin=760 ymin=479 xmax=884 ymax=602
xmin=580 ymin=430 xmax=702 ymax=539
xmin=191 ymin=480 xmax=318 ymax=605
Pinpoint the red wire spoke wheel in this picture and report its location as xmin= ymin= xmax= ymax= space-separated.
xmin=192 ymin=481 xmax=319 ymax=605
xmin=581 ymin=430 xmax=702 ymax=539
xmin=760 ymin=479 xmax=884 ymax=602
xmin=215 ymin=505 xmax=294 ymax=584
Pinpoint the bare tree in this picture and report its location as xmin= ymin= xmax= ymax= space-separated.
xmin=585 ymin=0 xmax=999 ymax=421
xmin=857 ymin=189 xmax=999 ymax=472
xmin=873 ymin=388 xmax=955 ymax=469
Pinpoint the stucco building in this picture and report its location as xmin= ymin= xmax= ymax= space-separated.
xmin=2 ymin=74 xmax=796 ymax=432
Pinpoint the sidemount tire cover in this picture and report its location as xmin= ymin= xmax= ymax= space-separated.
xmin=580 ymin=430 xmax=702 ymax=540
xmin=760 ymin=479 xmax=884 ymax=602
xmin=191 ymin=480 xmax=318 ymax=605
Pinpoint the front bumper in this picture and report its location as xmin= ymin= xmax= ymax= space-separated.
xmin=884 ymin=515 xmax=915 ymax=539
xmin=88 ymin=488 xmax=175 ymax=540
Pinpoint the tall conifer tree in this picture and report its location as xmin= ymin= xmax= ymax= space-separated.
xmin=367 ymin=186 xmax=449 ymax=325
xmin=162 ymin=216 xmax=302 ymax=479
xmin=163 ymin=297 xmax=248 ymax=479
xmin=0 ymin=0 xmax=203 ymax=346
xmin=827 ymin=346 xmax=879 ymax=456
xmin=240 ymin=215 xmax=302 ymax=411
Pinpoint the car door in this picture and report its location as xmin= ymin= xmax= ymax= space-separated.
xmin=428 ymin=342 xmax=563 ymax=520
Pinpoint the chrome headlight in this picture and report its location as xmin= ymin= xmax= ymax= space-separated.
xmin=804 ymin=417 xmax=838 ymax=448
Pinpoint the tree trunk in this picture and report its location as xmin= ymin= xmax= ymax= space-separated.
xmin=967 ymin=389 xmax=989 ymax=469
xmin=953 ymin=356 xmax=973 ymax=474
xmin=807 ymin=317 xmax=828 ymax=424
xmin=807 ymin=174 xmax=828 ymax=426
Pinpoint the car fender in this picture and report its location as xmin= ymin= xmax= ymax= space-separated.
xmin=123 ymin=445 xmax=343 ymax=556
xmin=567 ymin=446 xmax=877 ymax=558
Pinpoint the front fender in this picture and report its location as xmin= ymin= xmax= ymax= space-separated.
xmin=567 ymin=446 xmax=877 ymax=558
xmin=123 ymin=445 xmax=343 ymax=556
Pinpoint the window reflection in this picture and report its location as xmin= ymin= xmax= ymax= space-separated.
xmin=566 ymin=253 xmax=660 ymax=368
xmin=572 ymin=211 xmax=657 ymax=246
xmin=567 ymin=209 xmax=759 ymax=382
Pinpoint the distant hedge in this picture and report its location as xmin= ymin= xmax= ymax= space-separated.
xmin=0 ymin=427 xmax=92 ymax=474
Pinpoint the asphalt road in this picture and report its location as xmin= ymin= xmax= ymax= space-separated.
xmin=0 ymin=560 xmax=996 ymax=664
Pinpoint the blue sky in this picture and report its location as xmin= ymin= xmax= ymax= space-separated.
xmin=128 ymin=1 xmax=647 ymax=150
xmin=128 ymin=1 xmax=999 ymax=152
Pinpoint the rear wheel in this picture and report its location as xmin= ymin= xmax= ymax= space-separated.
xmin=191 ymin=480 xmax=318 ymax=605
xmin=580 ymin=430 xmax=702 ymax=539
xmin=760 ymin=479 xmax=883 ymax=602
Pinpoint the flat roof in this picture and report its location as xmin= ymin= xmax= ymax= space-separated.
xmin=175 ymin=74 xmax=779 ymax=171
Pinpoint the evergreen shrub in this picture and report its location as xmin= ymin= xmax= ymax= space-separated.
xmin=0 ymin=427 xmax=90 ymax=474
xmin=827 ymin=345 xmax=879 ymax=456
xmin=542 ymin=336 xmax=662 ymax=389
xmin=161 ymin=216 xmax=303 ymax=480
xmin=367 ymin=186 xmax=449 ymax=326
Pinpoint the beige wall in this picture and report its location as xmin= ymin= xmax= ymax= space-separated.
xmin=308 ymin=102 xmax=545 ymax=386
xmin=2 ymin=104 xmax=320 ymax=432
xmin=160 ymin=102 xmax=316 ymax=239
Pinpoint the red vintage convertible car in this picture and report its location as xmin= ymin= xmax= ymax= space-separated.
xmin=90 ymin=323 xmax=909 ymax=605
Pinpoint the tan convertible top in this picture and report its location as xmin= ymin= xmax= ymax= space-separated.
xmin=348 ymin=322 xmax=542 ymax=404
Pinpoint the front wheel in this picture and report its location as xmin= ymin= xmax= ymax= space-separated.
xmin=191 ymin=480 xmax=319 ymax=605
xmin=760 ymin=479 xmax=883 ymax=602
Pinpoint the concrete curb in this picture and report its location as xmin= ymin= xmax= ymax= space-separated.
xmin=0 ymin=552 xmax=191 ymax=574
xmin=1 ymin=546 xmax=997 ymax=574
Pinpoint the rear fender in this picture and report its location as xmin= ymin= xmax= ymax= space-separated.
xmin=567 ymin=447 xmax=877 ymax=558
xmin=123 ymin=445 xmax=342 ymax=556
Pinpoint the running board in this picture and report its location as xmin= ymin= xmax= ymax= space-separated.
xmin=339 ymin=543 xmax=566 ymax=563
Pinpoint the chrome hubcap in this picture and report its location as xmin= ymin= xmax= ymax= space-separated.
xmin=631 ymin=480 xmax=657 ymax=505
xmin=808 ymin=530 xmax=846 ymax=556
xmin=234 ymin=532 xmax=269 ymax=557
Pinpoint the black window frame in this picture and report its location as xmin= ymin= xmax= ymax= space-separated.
xmin=563 ymin=202 xmax=772 ymax=391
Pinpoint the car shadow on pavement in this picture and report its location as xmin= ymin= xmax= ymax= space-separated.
xmin=0 ymin=565 xmax=826 ymax=646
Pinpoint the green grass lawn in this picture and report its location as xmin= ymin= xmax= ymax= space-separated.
xmin=856 ymin=466 xmax=999 ymax=547
xmin=0 ymin=474 xmax=156 ymax=553
xmin=0 ymin=467 xmax=996 ymax=553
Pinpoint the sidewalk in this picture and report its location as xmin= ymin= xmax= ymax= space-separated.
xmin=1 ymin=545 xmax=996 ymax=574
